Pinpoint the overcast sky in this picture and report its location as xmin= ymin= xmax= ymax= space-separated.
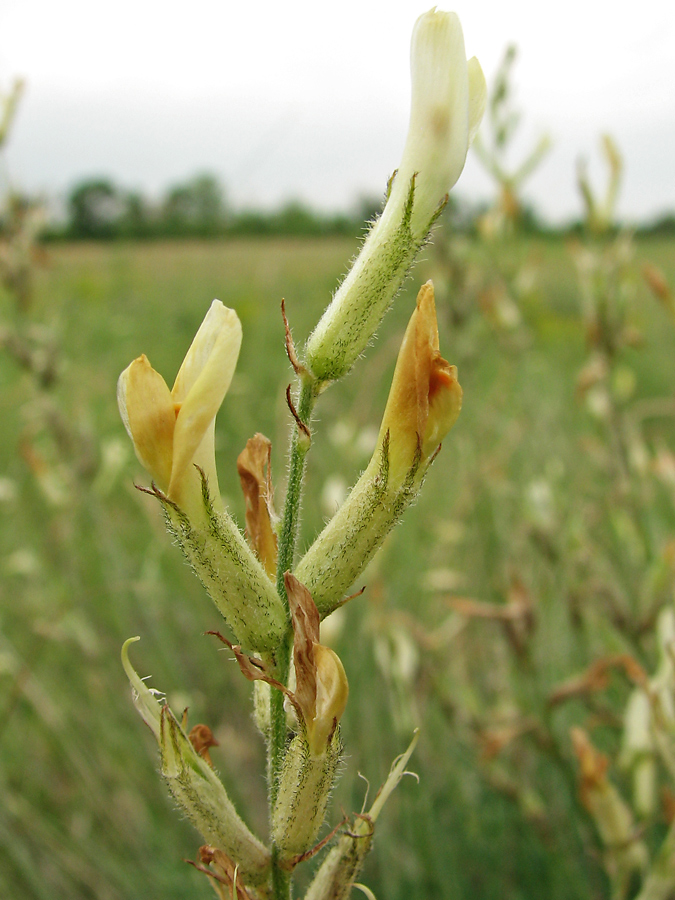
xmin=1 ymin=0 xmax=674 ymax=223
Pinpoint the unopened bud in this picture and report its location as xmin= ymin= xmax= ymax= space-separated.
xmin=271 ymin=730 xmax=342 ymax=862
xmin=284 ymin=574 xmax=349 ymax=753
xmin=304 ymin=731 xmax=419 ymax=900
xmin=295 ymin=282 xmax=461 ymax=617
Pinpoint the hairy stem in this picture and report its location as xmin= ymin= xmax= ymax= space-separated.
xmin=276 ymin=379 xmax=317 ymax=595
xmin=269 ymin=377 xmax=317 ymax=900
xmin=271 ymin=849 xmax=292 ymax=900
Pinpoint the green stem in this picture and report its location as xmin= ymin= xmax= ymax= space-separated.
xmin=271 ymin=848 xmax=292 ymax=900
xmin=268 ymin=376 xmax=318 ymax=900
xmin=276 ymin=379 xmax=317 ymax=597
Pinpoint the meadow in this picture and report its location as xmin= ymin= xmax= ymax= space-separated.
xmin=1 ymin=231 xmax=675 ymax=900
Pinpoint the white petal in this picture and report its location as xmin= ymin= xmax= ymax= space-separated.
xmin=384 ymin=9 xmax=471 ymax=237
xmin=467 ymin=57 xmax=487 ymax=143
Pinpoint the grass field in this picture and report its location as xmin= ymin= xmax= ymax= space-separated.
xmin=1 ymin=233 xmax=675 ymax=900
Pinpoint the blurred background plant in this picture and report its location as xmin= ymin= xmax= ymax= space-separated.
xmin=1 ymin=43 xmax=675 ymax=900
xmin=422 ymin=44 xmax=551 ymax=356
xmin=403 ymin=111 xmax=675 ymax=900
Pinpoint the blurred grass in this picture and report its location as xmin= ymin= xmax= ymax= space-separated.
xmin=1 ymin=234 xmax=674 ymax=899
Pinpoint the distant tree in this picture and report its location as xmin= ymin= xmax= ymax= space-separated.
xmin=118 ymin=190 xmax=152 ymax=238
xmin=272 ymin=201 xmax=323 ymax=236
xmin=640 ymin=212 xmax=675 ymax=236
xmin=232 ymin=209 xmax=274 ymax=236
xmin=161 ymin=173 xmax=226 ymax=236
xmin=67 ymin=178 xmax=125 ymax=239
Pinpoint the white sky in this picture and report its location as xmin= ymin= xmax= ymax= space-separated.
xmin=1 ymin=0 xmax=674 ymax=223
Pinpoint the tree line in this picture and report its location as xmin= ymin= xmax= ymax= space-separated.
xmin=46 ymin=173 xmax=382 ymax=241
xmin=32 ymin=171 xmax=675 ymax=242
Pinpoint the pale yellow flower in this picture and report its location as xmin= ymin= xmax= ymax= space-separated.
xmin=117 ymin=300 xmax=241 ymax=519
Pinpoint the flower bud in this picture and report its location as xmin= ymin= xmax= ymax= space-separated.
xmin=304 ymin=731 xmax=419 ymax=900
xmin=271 ymin=730 xmax=342 ymax=863
xmin=295 ymin=282 xmax=462 ymax=617
xmin=121 ymin=639 xmax=271 ymax=884
xmin=305 ymin=11 xmax=485 ymax=382
xmin=221 ymin=575 xmax=349 ymax=754
xmin=285 ymin=574 xmax=349 ymax=755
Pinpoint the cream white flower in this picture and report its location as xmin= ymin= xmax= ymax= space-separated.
xmin=384 ymin=9 xmax=487 ymax=237
xmin=305 ymin=9 xmax=486 ymax=382
xmin=117 ymin=300 xmax=241 ymax=520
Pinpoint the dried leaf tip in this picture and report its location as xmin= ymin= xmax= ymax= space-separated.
xmin=237 ymin=433 xmax=278 ymax=578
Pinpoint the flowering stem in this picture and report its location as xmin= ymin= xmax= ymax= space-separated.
xmin=269 ymin=376 xmax=317 ymax=900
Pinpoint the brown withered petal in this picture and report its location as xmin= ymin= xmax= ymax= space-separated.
xmin=189 ymin=724 xmax=219 ymax=767
xmin=207 ymin=630 xmax=305 ymax=725
xmin=192 ymin=845 xmax=256 ymax=900
xmin=237 ymin=434 xmax=278 ymax=578
xmin=285 ymin=572 xmax=321 ymax=725
xmin=379 ymin=281 xmax=462 ymax=480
